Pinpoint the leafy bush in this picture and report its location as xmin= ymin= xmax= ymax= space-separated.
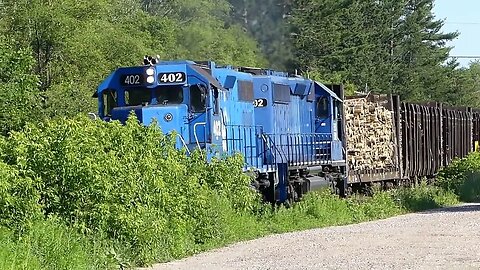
xmin=436 ymin=152 xmax=480 ymax=202
xmin=0 ymin=115 xmax=259 ymax=265
xmin=0 ymin=36 xmax=41 ymax=135
xmin=457 ymin=172 xmax=480 ymax=202
xmin=352 ymin=191 xmax=404 ymax=220
xmin=0 ymin=160 xmax=41 ymax=231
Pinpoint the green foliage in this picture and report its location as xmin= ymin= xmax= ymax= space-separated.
xmin=392 ymin=184 xmax=459 ymax=211
xmin=0 ymin=161 xmax=41 ymax=231
xmin=260 ymin=185 xmax=456 ymax=234
xmin=143 ymin=0 xmax=266 ymax=67
xmin=1 ymin=116 xmax=260 ymax=265
xmin=289 ymin=0 xmax=461 ymax=103
xmin=0 ymin=112 xmax=465 ymax=267
xmin=0 ymin=218 xmax=115 ymax=270
xmin=457 ymin=172 xmax=480 ymax=203
xmin=228 ymin=0 xmax=294 ymax=70
xmin=0 ymin=36 xmax=41 ymax=135
xmin=351 ymin=191 xmax=404 ymax=220
xmin=436 ymin=61 xmax=480 ymax=108
xmin=436 ymin=152 xmax=480 ymax=202
xmin=0 ymin=0 xmax=264 ymax=128
xmin=0 ymin=0 xmax=178 ymax=118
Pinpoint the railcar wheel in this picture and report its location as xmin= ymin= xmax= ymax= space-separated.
xmin=330 ymin=179 xmax=337 ymax=195
xmin=384 ymin=181 xmax=394 ymax=190
xmin=288 ymin=183 xmax=298 ymax=203
xmin=363 ymin=185 xmax=374 ymax=196
xmin=347 ymin=186 xmax=353 ymax=196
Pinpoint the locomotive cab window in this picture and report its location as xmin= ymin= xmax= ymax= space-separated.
xmin=316 ymin=96 xmax=329 ymax=118
xmin=125 ymin=88 xmax=151 ymax=106
xmin=333 ymin=100 xmax=341 ymax=120
xmin=102 ymin=89 xmax=117 ymax=117
xmin=155 ymin=85 xmax=184 ymax=105
xmin=190 ymin=84 xmax=207 ymax=113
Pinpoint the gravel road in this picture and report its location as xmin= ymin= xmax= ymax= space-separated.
xmin=144 ymin=203 xmax=480 ymax=270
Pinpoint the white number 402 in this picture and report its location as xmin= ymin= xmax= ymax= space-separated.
xmin=159 ymin=72 xmax=184 ymax=83
xmin=124 ymin=75 xmax=140 ymax=85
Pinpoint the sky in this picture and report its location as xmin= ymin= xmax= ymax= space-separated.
xmin=433 ymin=0 xmax=480 ymax=67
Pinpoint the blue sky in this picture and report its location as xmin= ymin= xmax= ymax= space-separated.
xmin=433 ymin=0 xmax=480 ymax=67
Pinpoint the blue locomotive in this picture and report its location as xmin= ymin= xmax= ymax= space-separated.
xmin=94 ymin=57 xmax=348 ymax=203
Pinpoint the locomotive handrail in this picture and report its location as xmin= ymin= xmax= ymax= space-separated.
xmin=262 ymin=133 xmax=333 ymax=167
xmin=261 ymin=134 xmax=288 ymax=164
xmin=87 ymin=112 xmax=97 ymax=120
xmin=222 ymin=124 xmax=263 ymax=169
xmin=193 ymin=122 xmax=206 ymax=149
xmin=176 ymin=133 xmax=191 ymax=155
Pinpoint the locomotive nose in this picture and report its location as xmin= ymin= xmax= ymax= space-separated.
xmin=142 ymin=105 xmax=190 ymax=141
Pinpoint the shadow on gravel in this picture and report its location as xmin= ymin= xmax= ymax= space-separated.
xmin=418 ymin=204 xmax=480 ymax=214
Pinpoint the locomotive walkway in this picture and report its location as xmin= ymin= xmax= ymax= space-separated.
xmin=143 ymin=203 xmax=480 ymax=270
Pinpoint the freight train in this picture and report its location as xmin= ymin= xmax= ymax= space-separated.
xmin=94 ymin=57 xmax=480 ymax=203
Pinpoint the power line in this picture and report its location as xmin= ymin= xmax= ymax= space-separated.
xmin=449 ymin=56 xmax=480 ymax=59
xmin=444 ymin=22 xmax=480 ymax=25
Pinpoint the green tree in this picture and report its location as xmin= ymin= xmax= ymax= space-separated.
xmin=141 ymin=0 xmax=266 ymax=66
xmin=289 ymin=0 xmax=458 ymax=102
xmin=228 ymin=0 xmax=294 ymax=70
xmin=0 ymin=36 xmax=41 ymax=135
xmin=434 ymin=61 xmax=480 ymax=107
xmin=0 ymin=0 xmax=179 ymax=118
xmin=0 ymin=0 xmax=264 ymax=121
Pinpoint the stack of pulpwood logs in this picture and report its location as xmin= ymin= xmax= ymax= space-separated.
xmin=344 ymin=97 xmax=395 ymax=171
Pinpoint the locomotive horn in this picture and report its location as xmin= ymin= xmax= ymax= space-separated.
xmin=142 ymin=55 xmax=159 ymax=66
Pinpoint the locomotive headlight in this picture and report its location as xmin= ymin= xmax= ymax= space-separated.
xmin=146 ymin=67 xmax=155 ymax=76
xmin=146 ymin=76 xmax=155 ymax=84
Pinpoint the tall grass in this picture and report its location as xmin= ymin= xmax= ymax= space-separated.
xmin=259 ymin=185 xmax=458 ymax=234
xmin=0 ymin=218 xmax=116 ymax=270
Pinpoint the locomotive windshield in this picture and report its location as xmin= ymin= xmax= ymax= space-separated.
xmin=155 ymin=85 xmax=184 ymax=105
xmin=125 ymin=88 xmax=150 ymax=106
xmin=123 ymin=86 xmax=184 ymax=106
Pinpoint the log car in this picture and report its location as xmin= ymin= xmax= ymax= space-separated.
xmin=345 ymin=94 xmax=480 ymax=191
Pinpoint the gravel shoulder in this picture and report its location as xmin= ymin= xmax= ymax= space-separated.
xmin=143 ymin=203 xmax=480 ymax=270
